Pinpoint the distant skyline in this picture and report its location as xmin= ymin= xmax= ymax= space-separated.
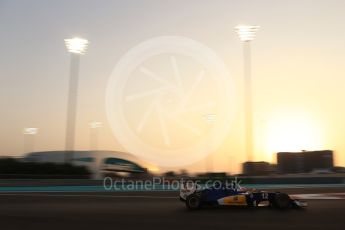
xmin=1 ymin=0 xmax=345 ymax=173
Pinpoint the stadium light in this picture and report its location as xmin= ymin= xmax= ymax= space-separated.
xmin=64 ymin=37 xmax=89 ymax=54
xmin=89 ymin=121 xmax=102 ymax=129
xmin=23 ymin=127 xmax=38 ymax=153
xmin=235 ymin=25 xmax=260 ymax=42
xmin=235 ymin=25 xmax=259 ymax=162
xmin=89 ymin=121 xmax=102 ymax=151
xmin=23 ymin=127 xmax=38 ymax=135
xmin=64 ymin=37 xmax=88 ymax=163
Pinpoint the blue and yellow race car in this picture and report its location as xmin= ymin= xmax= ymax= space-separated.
xmin=180 ymin=182 xmax=307 ymax=210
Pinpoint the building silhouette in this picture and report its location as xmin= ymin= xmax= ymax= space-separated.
xmin=277 ymin=150 xmax=333 ymax=173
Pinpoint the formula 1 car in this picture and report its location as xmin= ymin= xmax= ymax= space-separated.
xmin=180 ymin=182 xmax=307 ymax=210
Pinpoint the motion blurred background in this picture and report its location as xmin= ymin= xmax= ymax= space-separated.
xmin=1 ymin=0 xmax=345 ymax=175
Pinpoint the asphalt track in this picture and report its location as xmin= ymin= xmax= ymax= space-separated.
xmin=0 ymin=188 xmax=344 ymax=230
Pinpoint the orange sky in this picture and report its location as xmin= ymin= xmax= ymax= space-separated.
xmin=1 ymin=0 xmax=345 ymax=173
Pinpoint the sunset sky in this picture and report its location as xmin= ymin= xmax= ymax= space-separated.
xmin=1 ymin=0 xmax=345 ymax=173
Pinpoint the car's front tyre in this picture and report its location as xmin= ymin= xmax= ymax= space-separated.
xmin=186 ymin=194 xmax=201 ymax=210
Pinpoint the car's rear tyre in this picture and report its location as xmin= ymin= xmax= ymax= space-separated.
xmin=273 ymin=193 xmax=291 ymax=209
xmin=186 ymin=194 xmax=201 ymax=210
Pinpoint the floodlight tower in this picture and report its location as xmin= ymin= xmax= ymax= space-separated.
xmin=23 ymin=128 xmax=38 ymax=154
xmin=64 ymin=37 xmax=88 ymax=163
xmin=89 ymin=121 xmax=102 ymax=150
xmin=235 ymin=25 xmax=259 ymax=162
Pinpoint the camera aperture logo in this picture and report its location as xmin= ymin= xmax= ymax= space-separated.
xmin=106 ymin=36 xmax=235 ymax=167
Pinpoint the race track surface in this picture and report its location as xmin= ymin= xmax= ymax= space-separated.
xmin=0 ymin=188 xmax=344 ymax=230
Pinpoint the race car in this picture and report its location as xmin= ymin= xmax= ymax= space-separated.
xmin=180 ymin=182 xmax=307 ymax=210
